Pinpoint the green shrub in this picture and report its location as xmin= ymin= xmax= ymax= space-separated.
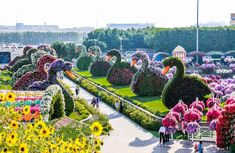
xmin=41 ymin=85 xmax=65 ymax=120
xmin=59 ymin=84 xmax=74 ymax=116
xmin=89 ymin=61 xmax=111 ymax=76
xmin=50 ymin=92 xmax=65 ymax=119
xmin=76 ymin=56 xmax=93 ymax=70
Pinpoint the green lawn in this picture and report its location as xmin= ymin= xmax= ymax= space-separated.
xmin=76 ymin=70 xmax=169 ymax=114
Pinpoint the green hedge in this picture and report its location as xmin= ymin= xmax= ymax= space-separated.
xmin=41 ymin=84 xmax=65 ymax=120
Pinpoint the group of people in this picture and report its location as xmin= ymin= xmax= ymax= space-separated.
xmin=158 ymin=125 xmax=170 ymax=146
xmin=115 ymin=100 xmax=123 ymax=113
xmin=91 ymin=97 xmax=100 ymax=108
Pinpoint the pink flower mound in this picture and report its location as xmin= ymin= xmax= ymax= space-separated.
xmin=186 ymin=121 xmax=200 ymax=134
xmin=189 ymin=100 xmax=205 ymax=111
xmin=169 ymin=111 xmax=181 ymax=121
xmin=206 ymin=108 xmax=221 ymax=123
xmin=206 ymin=97 xmax=220 ymax=108
xmin=172 ymin=101 xmax=188 ymax=115
xmin=225 ymin=103 xmax=235 ymax=114
xmin=184 ymin=109 xmax=201 ymax=122
xmin=225 ymin=97 xmax=235 ymax=105
xmin=162 ymin=115 xmax=178 ymax=128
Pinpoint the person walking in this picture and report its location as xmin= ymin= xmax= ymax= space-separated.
xmin=96 ymin=96 xmax=100 ymax=108
xmin=75 ymin=86 xmax=79 ymax=96
xmin=115 ymin=100 xmax=119 ymax=111
xmin=119 ymin=101 xmax=123 ymax=113
xmin=198 ymin=141 xmax=203 ymax=153
xmin=159 ymin=125 xmax=166 ymax=145
xmin=91 ymin=97 xmax=96 ymax=107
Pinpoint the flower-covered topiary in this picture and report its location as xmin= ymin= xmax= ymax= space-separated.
xmin=37 ymin=45 xmax=57 ymax=56
xmin=161 ymin=57 xmax=211 ymax=109
xmin=8 ymin=46 xmax=32 ymax=66
xmin=106 ymin=49 xmax=136 ymax=85
xmin=28 ymin=59 xmax=74 ymax=116
xmin=29 ymin=59 xmax=72 ymax=90
xmin=88 ymin=46 xmax=111 ymax=77
xmin=12 ymin=50 xmax=49 ymax=83
xmin=10 ymin=48 xmax=38 ymax=72
xmin=130 ymin=51 xmax=168 ymax=96
xmin=13 ymin=55 xmax=57 ymax=90
xmin=76 ymin=46 xmax=93 ymax=70
xmin=40 ymin=84 xmax=65 ymax=120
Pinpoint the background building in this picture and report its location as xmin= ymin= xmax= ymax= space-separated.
xmin=0 ymin=23 xmax=94 ymax=33
xmin=230 ymin=13 xmax=235 ymax=26
xmin=107 ymin=23 xmax=154 ymax=30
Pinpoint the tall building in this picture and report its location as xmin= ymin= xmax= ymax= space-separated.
xmin=107 ymin=23 xmax=154 ymax=30
xmin=230 ymin=13 xmax=235 ymax=26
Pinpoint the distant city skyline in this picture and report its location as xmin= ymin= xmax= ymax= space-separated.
xmin=0 ymin=0 xmax=234 ymax=28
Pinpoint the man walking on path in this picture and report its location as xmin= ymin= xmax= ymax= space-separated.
xmin=96 ymin=96 xmax=100 ymax=108
xmin=75 ymin=86 xmax=79 ymax=96
xmin=159 ymin=125 xmax=166 ymax=145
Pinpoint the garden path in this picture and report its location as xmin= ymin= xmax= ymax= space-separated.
xmin=63 ymin=77 xmax=228 ymax=153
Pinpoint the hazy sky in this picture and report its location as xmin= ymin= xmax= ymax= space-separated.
xmin=0 ymin=0 xmax=234 ymax=28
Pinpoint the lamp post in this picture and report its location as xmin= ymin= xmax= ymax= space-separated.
xmin=119 ymin=37 xmax=123 ymax=52
xmin=196 ymin=0 xmax=199 ymax=64
xmin=94 ymin=39 xmax=97 ymax=47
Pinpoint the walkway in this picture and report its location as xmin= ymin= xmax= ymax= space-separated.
xmin=63 ymin=77 xmax=228 ymax=153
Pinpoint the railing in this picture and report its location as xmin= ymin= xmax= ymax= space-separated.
xmin=70 ymin=72 xmax=163 ymax=121
xmin=188 ymin=126 xmax=216 ymax=142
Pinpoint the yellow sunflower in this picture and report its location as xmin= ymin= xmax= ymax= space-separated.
xmin=94 ymin=138 xmax=101 ymax=146
xmin=90 ymin=122 xmax=103 ymax=137
xmin=19 ymin=143 xmax=29 ymax=153
xmin=40 ymin=127 xmax=50 ymax=138
xmin=48 ymin=126 xmax=54 ymax=134
xmin=10 ymin=120 xmax=18 ymax=130
xmin=0 ymin=93 xmax=5 ymax=101
xmin=6 ymin=137 xmax=16 ymax=147
xmin=34 ymin=121 xmax=46 ymax=132
xmin=23 ymin=106 xmax=30 ymax=115
xmin=9 ymin=132 xmax=18 ymax=141
xmin=5 ymin=92 xmax=16 ymax=102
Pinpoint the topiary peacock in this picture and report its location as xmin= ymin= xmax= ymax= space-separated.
xmin=29 ymin=59 xmax=74 ymax=115
xmin=161 ymin=57 xmax=211 ymax=109
xmin=76 ymin=45 xmax=93 ymax=70
xmin=13 ymin=55 xmax=57 ymax=90
xmin=130 ymin=51 xmax=168 ymax=96
xmin=88 ymin=46 xmax=111 ymax=76
xmin=106 ymin=49 xmax=136 ymax=85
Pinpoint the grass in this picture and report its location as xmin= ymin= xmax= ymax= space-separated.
xmin=76 ymin=70 xmax=169 ymax=114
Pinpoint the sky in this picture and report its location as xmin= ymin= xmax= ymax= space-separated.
xmin=0 ymin=0 xmax=234 ymax=28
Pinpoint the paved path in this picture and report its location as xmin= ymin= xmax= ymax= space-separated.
xmin=63 ymin=77 xmax=229 ymax=153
